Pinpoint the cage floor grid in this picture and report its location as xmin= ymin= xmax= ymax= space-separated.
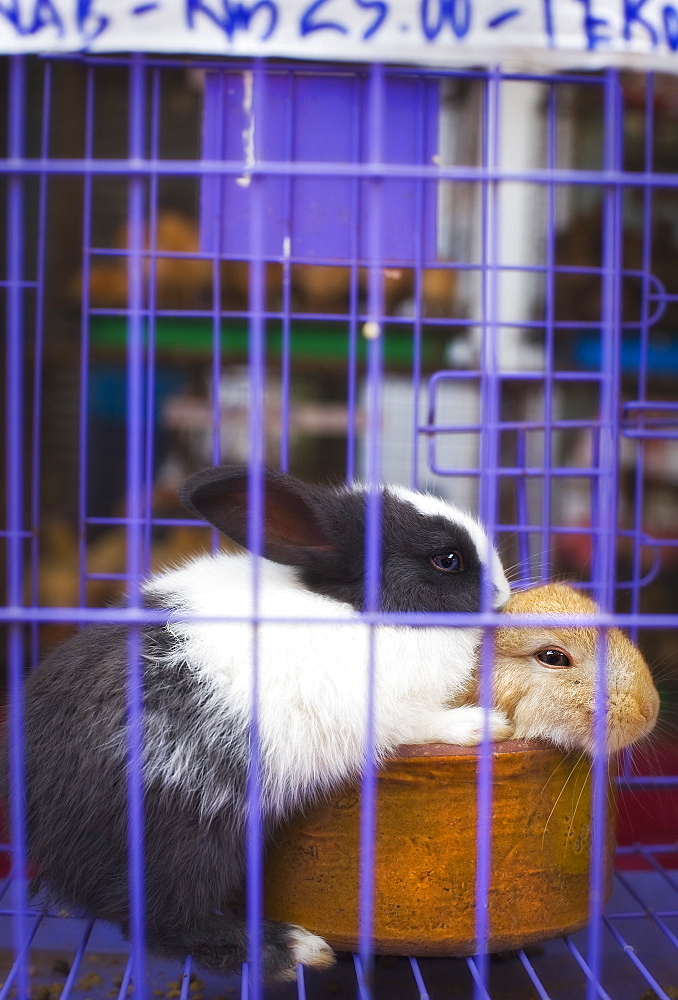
xmin=1 ymin=851 xmax=677 ymax=1000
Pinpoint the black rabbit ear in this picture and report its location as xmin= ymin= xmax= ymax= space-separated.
xmin=179 ymin=465 xmax=337 ymax=566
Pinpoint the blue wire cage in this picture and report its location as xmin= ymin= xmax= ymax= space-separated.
xmin=1 ymin=54 xmax=678 ymax=1000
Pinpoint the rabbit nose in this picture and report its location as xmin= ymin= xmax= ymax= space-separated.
xmin=637 ymin=691 xmax=660 ymax=734
xmin=642 ymin=691 xmax=660 ymax=725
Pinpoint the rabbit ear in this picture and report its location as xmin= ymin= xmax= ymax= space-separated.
xmin=179 ymin=465 xmax=337 ymax=566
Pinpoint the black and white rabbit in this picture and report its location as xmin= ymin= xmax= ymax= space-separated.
xmin=16 ymin=465 xmax=511 ymax=982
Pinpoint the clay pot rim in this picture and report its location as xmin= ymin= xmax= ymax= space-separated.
xmin=394 ymin=738 xmax=561 ymax=759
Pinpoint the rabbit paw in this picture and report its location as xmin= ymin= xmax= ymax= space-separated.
xmin=454 ymin=706 xmax=514 ymax=744
xmin=404 ymin=705 xmax=514 ymax=746
xmin=285 ymin=926 xmax=335 ymax=975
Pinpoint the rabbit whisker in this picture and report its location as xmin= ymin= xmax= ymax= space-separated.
xmin=565 ymin=756 xmax=595 ymax=857
xmin=540 ymin=750 xmax=584 ymax=850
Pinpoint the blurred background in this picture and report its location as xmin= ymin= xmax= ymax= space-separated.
xmin=0 ymin=56 xmax=677 ymax=848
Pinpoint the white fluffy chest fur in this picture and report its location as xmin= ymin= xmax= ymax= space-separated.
xmin=145 ymin=553 xmax=480 ymax=816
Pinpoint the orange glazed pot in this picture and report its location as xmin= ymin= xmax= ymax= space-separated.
xmin=264 ymin=740 xmax=615 ymax=955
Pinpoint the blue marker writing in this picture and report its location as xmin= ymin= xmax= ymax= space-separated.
xmin=420 ymin=0 xmax=471 ymax=41
xmin=186 ymin=0 xmax=278 ymax=42
xmin=624 ymin=0 xmax=658 ymax=44
xmin=0 ymin=0 xmax=64 ymax=37
xmin=299 ymin=0 xmax=348 ymax=35
xmin=77 ymin=0 xmax=110 ymax=45
xmin=663 ymin=3 xmax=678 ymax=48
xmin=572 ymin=0 xmax=611 ymax=49
xmin=542 ymin=0 xmax=555 ymax=47
xmin=487 ymin=7 xmax=521 ymax=29
xmin=355 ymin=0 xmax=388 ymax=41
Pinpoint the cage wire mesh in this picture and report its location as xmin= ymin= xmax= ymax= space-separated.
xmin=1 ymin=53 xmax=678 ymax=1000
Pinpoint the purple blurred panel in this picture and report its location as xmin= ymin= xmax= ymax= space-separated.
xmin=288 ymin=73 xmax=357 ymax=261
xmin=367 ymin=75 xmax=439 ymax=263
xmin=201 ymin=69 xmax=439 ymax=263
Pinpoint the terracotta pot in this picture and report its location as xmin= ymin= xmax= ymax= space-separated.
xmin=264 ymin=740 xmax=615 ymax=955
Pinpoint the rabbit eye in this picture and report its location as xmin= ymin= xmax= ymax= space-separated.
xmin=429 ymin=551 xmax=464 ymax=573
xmin=536 ymin=648 xmax=572 ymax=668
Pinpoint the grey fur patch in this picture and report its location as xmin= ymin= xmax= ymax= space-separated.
xmin=21 ymin=616 xmax=250 ymax=934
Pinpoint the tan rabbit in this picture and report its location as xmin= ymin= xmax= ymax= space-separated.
xmin=488 ymin=583 xmax=659 ymax=755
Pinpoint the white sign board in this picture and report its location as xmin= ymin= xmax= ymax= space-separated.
xmin=1 ymin=0 xmax=678 ymax=69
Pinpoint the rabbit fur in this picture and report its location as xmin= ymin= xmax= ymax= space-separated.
xmin=489 ymin=583 xmax=659 ymax=754
xmin=14 ymin=465 xmax=512 ymax=982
